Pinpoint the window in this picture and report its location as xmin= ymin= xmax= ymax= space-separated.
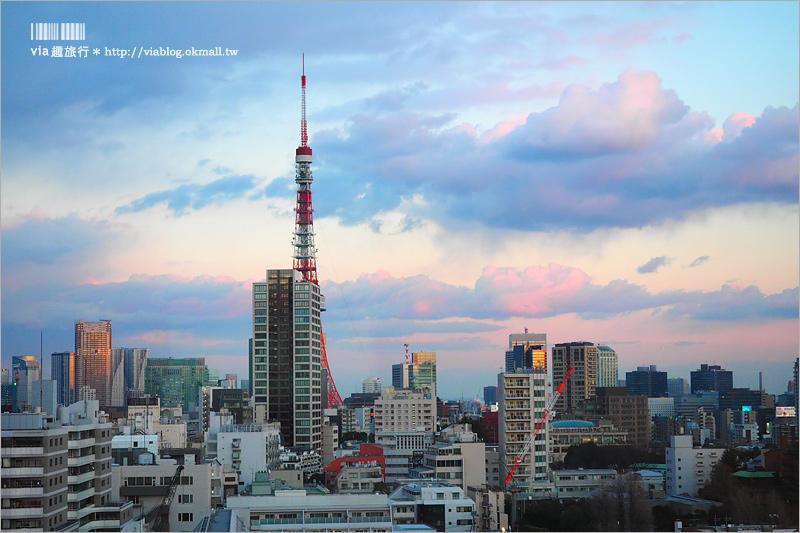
xmin=179 ymin=513 xmax=194 ymax=522
xmin=179 ymin=494 xmax=194 ymax=504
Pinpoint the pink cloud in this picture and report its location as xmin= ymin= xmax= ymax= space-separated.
xmin=722 ymin=112 xmax=756 ymax=140
xmin=673 ymin=32 xmax=692 ymax=43
xmin=479 ymin=114 xmax=527 ymax=143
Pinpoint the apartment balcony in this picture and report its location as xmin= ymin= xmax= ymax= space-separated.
xmin=70 ymin=504 xmax=96 ymax=521
xmin=2 ymin=486 xmax=44 ymax=497
xmin=67 ymin=454 xmax=95 ymax=468
xmin=1 ymin=466 xmax=44 ymax=477
xmin=68 ymin=487 xmax=95 ymax=503
xmin=79 ymin=519 xmax=123 ymax=531
xmin=68 ymin=471 xmax=95 ymax=485
xmin=68 ymin=437 xmax=96 ymax=450
xmin=2 ymin=507 xmax=44 ymax=518
xmin=2 ymin=446 xmax=44 ymax=456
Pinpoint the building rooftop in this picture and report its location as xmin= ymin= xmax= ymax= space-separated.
xmin=550 ymin=420 xmax=597 ymax=429
xmin=732 ymin=470 xmax=776 ymax=479
xmin=226 ymin=493 xmax=390 ymax=511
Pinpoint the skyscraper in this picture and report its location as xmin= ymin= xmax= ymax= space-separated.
xmin=552 ymin=342 xmax=598 ymax=414
xmin=144 ymin=357 xmax=210 ymax=412
xmin=626 ymin=365 xmax=668 ymax=397
xmin=12 ymin=355 xmax=41 ymax=412
xmin=505 ymin=332 xmax=546 ymax=373
xmin=109 ymin=348 xmax=126 ymax=406
xmin=51 ymin=351 xmax=75 ymax=407
xmin=75 ymin=319 xmax=112 ymax=406
xmin=392 ymin=362 xmax=411 ymax=389
xmin=252 ymin=269 xmax=324 ymax=452
xmin=691 ymin=364 xmax=733 ymax=395
xmin=362 ymin=377 xmax=382 ymax=394
xmin=123 ymin=348 xmax=148 ymax=394
xmin=668 ymin=377 xmax=689 ymax=396
xmin=596 ymin=345 xmax=618 ymax=388
xmin=410 ymin=351 xmax=437 ymax=393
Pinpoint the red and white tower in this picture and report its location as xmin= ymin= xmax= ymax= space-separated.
xmin=292 ymin=55 xmax=343 ymax=407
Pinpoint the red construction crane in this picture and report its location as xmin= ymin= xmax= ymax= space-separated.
xmin=504 ymin=366 xmax=574 ymax=485
xmin=291 ymin=55 xmax=342 ymax=407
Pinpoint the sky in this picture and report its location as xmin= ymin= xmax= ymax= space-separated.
xmin=2 ymin=1 xmax=798 ymax=400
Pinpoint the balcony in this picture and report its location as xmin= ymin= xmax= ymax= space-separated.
xmin=68 ymin=471 xmax=95 ymax=485
xmin=1 ymin=466 xmax=44 ymax=477
xmin=67 ymin=454 xmax=95 ymax=468
xmin=2 ymin=446 xmax=44 ymax=456
xmin=2 ymin=486 xmax=44 ymax=497
xmin=68 ymin=487 xmax=95 ymax=503
xmin=68 ymin=437 xmax=96 ymax=450
xmin=4 ymin=506 xmax=44 ymax=520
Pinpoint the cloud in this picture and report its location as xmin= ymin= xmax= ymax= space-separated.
xmin=637 ymin=256 xmax=672 ymax=274
xmin=688 ymin=255 xmax=710 ymax=268
xmin=116 ymin=174 xmax=257 ymax=216
xmin=323 ymin=265 xmax=798 ymax=322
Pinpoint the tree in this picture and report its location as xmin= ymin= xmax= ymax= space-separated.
xmin=340 ymin=431 xmax=369 ymax=443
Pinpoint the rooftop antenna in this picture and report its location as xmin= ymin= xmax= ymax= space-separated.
xmin=404 ymin=343 xmax=410 ymax=363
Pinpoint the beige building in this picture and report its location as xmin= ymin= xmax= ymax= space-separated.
xmin=498 ymin=370 xmax=551 ymax=496
xmin=332 ymin=460 xmax=384 ymax=494
xmin=373 ymin=386 xmax=436 ymax=433
xmin=420 ymin=424 xmax=486 ymax=491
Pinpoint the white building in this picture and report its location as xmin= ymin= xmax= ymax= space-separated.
xmin=467 ymin=485 xmax=508 ymax=533
xmin=362 ymin=377 xmax=382 ymax=394
xmin=322 ymin=409 xmax=340 ymax=469
xmin=373 ymin=386 xmax=436 ymax=433
xmin=112 ymin=433 xmax=159 ymax=458
xmin=208 ymin=423 xmax=281 ymax=487
xmin=375 ymin=431 xmax=435 ymax=482
xmin=596 ymin=345 xmax=618 ymax=388
xmin=648 ymin=397 xmax=675 ymax=418
xmin=226 ymin=492 xmax=393 ymax=531
xmin=112 ymin=456 xmax=223 ymax=532
xmin=498 ymin=370 xmax=551 ymax=496
xmin=389 ymin=481 xmax=476 ymax=532
xmin=665 ymin=435 xmax=724 ymax=496
xmin=279 ymin=448 xmax=322 ymax=475
xmin=552 ymin=469 xmax=617 ymax=500
xmin=419 ymin=424 xmax=486 ymax=491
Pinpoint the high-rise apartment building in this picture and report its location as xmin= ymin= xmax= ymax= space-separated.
xmin=110 ymin=348 xmax=126 ymax=406
xmin=144 ymin=358 xmax=210 ymax=413
xmin=51 ymin=352 xmax=75 ymax=407
xmin=552 ymin=342 xmax=597 ymax=414
xmin=362 ymin=376 xmax=382 ymax=394
xmin=498 ymin=368 xmax=552 ymax=495
xmin=75 ymin=319 xmax=112 ymax=407
xmin=12 ymin=355 xmax=41 ymax=412
xmin=506 ymin=332 xmax=547 ymax=373
xmin=626 ymin=365 xmax=668 ymax=397
xmin=251 ymin=268 xmax=324 ymax=452
xmin=596 ymin=345 xmax=618 ymax=388
xmin=690 ymin=364 xmax=733 ymax=395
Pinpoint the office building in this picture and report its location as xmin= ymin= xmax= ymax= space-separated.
xmin=109 ymin=348 xmax=126 ymax=406
xmin=626 ymin=365 xmax=668 ymax=397
xmin=506 ymin=331 xmax=546 ymax=373
xmin=11 ymin=355 xmax=41 ymax=412
xmin=595 ymin=387 xmax=651 ymax=447
xmin=144 ymin=358 xmax=210 ymax=413
xmin=75 ymin=319 xmax=113 ymax=407
xmin=596 ymin=345 xmax=618 ymax=388
xmin=362 ymin=377 xmax=382 ymax=394
xmin=483 ymin=385 xmax=497 ymax=406
xmin=552 ymin=342 xmax=598 ymax=414
xmin=719 ymin=387 xmax=776 ymax=412
xmin=1 ymin=369 xmax=12 ymax=412
xmin=648 ymin=397 xmax=675 ymax=418
xmin=498 ymin=368 xmax=552 ymax=495
xmin=123 ymin=348 xmax=148 ymax=395
xmin=691 ymin=364 xmax=733 ymax=395
xmin=200 ymin=387 xmax=247 ymax=432
xmin=373 ymin=386 xmax=436 ymax=433
xmin=668 ymin=377 xmax=689 ymax=396
xmin=665 ymin=435 xmax=723 ymax=496
xmin=410 ymin=351 xmax=437 ymax=392
xmin=251 ymin=268 xmax=324 ymax=452
xmin=51 ymin=352 xmax=75 ymax=408
xmin=391 ymin=362 xmax=411 ymax=389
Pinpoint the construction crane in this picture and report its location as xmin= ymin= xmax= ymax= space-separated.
xmin=504 ymin=366 xmax=574 ymax=485
xmin=144 ymin=464 xmax=184 ymax=532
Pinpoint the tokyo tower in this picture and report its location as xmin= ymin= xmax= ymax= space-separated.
xmin=292 ymin=55 xmax=343 ymax=407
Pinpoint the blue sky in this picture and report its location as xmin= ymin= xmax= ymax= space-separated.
xmin=2 ymin=1 xmax=798 ymax=398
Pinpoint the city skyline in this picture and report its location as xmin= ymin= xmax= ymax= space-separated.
xmin=2 ymin=1 xmax=798 ymax=398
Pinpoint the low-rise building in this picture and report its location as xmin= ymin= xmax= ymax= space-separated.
xmin=375 ymin=431 xmax=435 ymax=482
xmin=549 ymin=419 xmax=627 ymax=464
xmin=207 ymin=423 xmax=281 ymax=487
xmin=226 ymin=492 xmax=393 ymax=531
xmin=388 ymin=481 xmax=476 ymax=532
xmin=552 ymin=469 xmax=617 ymax=500
xmin=419 ymin=426 xmax=486 ymax=491
xmin=467 ymin=485 xmax=508 ymax=532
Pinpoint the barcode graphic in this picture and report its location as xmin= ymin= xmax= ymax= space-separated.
xmin=30 ymin=22 xmax=85 ymax=41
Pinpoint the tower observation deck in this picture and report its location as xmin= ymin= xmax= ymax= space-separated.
xmin=292 ymin=55 xmax=343 ymax=407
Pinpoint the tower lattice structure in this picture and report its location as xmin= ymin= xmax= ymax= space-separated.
xmin=292 ymin=55 xmax=343 ymax=407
